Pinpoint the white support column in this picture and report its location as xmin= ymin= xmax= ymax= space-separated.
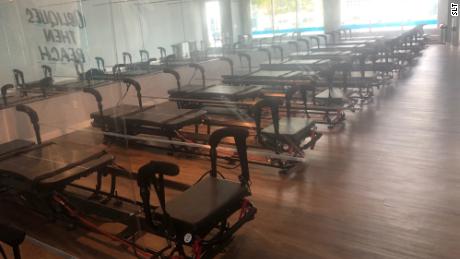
xmin=220 ymin=0 xmax=234 ymax=44
xmin=323 ymin=0 xmax=341 ymax=32
xmin=240 ymin=0 xmax=252 ymax=36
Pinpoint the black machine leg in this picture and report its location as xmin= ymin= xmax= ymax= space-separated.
xmin=0 ymin=245 xmax=6 ymax=259
xmin=13 ymin=246 xmax=21 ymax=259
xmin=301 ymin=89 xmax=310 ymax=118
xmin=89 ymin=171 xmax=103 ymax=200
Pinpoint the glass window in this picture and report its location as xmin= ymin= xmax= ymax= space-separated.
xmin=251 ymin=0 xmax=323 ymax=37
xmin=298 ymin=0 xmax=324 ymax=33
xmin=205 ymin=1 xmax=222 ymax=47
xmin=273 ymin=0 xmax=297 ymax=33
xmin=251 ymin=0 xmax=274 ymax=37
xmin=341 ymin=0 xmax=438 ymax=30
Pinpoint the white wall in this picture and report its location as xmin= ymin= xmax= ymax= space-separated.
xmin=0 ymin=0 xmax=206 ymax=84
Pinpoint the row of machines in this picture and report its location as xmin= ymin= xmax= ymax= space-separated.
xmin=0 ymin=26 xmax=428 ymax=258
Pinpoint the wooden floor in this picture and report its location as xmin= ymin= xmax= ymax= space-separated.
xmin=3 ymin=45 xmax=460 ymax=258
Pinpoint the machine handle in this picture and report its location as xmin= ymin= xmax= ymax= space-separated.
xmin=1 ymin=84 xmax=13 ymax=106
xmin=82 ymin=87 xmax=105 ymax=125
xmin=271 ymin=45 xmax=284 ymax=62
xmin=12 ymin=69 xmax=25 ymax=88
xmin=122 ymin=78 xmax=143 ymax=111
xmin=288 ymin=41 xmax=299 ymax=53
xmin=209 ymin=127 xmax=250 ymax=185
xmin=139 ymin=50 xmax=150 ymax=62
xmin=16 ymin=104 xmax=41 ymax=144
xmin=189 ymin=63 xmax=206 ymax=88
xmin=163 ymin=68 xmax=181 ymax=90
xmin=298 ymin=38 xmax=310 ymax=51
xmin=42 ymin=65 xmax=52 ymax=78
xmin=258 ymin=47 xmax=272 ymax=64
xmin=318 ymin=34 xmax=328 ymax=45
xmin=238 ymin=53 xmax=252 ymax=73
xmin=112 ymin=64 xmax=126 ymax=76
xmin=158 ymin=47 xmax=167 ymax=60
xmin=122 ymin=52 xmax=132 ymax=65
xmin=309 ymin=36 xmax=320 ymax=48
xmin=95 ymin=57 xmax=106 ymax=72
xmin=219 ymin=57 xmax=234 ymax=76
xmin=137 ymin=161 xmax=179 ymax=228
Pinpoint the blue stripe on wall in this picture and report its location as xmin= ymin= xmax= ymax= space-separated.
xmin=342 ymin=19 xmax=438 ymax=29
xmin=253 ymin=27 xmax=324 ymax=35
xmin=252 ymin=19 xmax=437 ymax=35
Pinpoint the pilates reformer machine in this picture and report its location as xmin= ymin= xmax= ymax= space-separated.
xmin=162 ymin=65 xmax=323 ymax=164
xmin=6 ymin=63 xmax=113 ymax=102
xmin=223 ymin=34 xmax=311 ymax=68
xmin=0 ymin=104 xmax=256 ymax=258
xmin=83 ymin=78 xmax=206 ymax=145
xmin=82 ymin=75 xmax=321 ymax=173
xmin=219 ymin=53 xmax=352 ymax=128
xmin=0 ymin=67 xmax=54 ymax=108
xmin=287 ymin=28 xmax=426 ymax=105
xmin=89 ymin=47 xmax=218 ymax=83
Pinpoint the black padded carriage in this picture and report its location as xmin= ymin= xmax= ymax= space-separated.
xmin=0 ymin=105 xmax=113 ymax=192
xmin=163 ymin=66 xmax=263 ymax=105
xmin=84 ymin=78 xmax=206 ymax=136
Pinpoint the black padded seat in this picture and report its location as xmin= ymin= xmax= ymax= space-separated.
xmin=90 ymin=104 xmax=140 ymax=120
xmin=168 ymin=84 xmax=203 ymax=96
xmin=165 ymin=177 xmax=247 ymax=233
xmin=0 ymin=223 xmax=25 ymax=247
xmin=90 ymin=104 xmax=156 ymax=131
xmin=169 ymin=84 xmax=262 ymax=101
xmin=262 ymin=117 xmax=315 ymax=137
xmin=123 ymin=106 xmax=206 ymax=129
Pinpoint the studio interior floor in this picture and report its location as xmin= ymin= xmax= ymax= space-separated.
xmin=2 ymin=44 xmax=460 ymax=259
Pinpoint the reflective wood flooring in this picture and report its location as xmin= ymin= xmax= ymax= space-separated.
xmin=2 ymin=45 xmax=460 ymax=258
